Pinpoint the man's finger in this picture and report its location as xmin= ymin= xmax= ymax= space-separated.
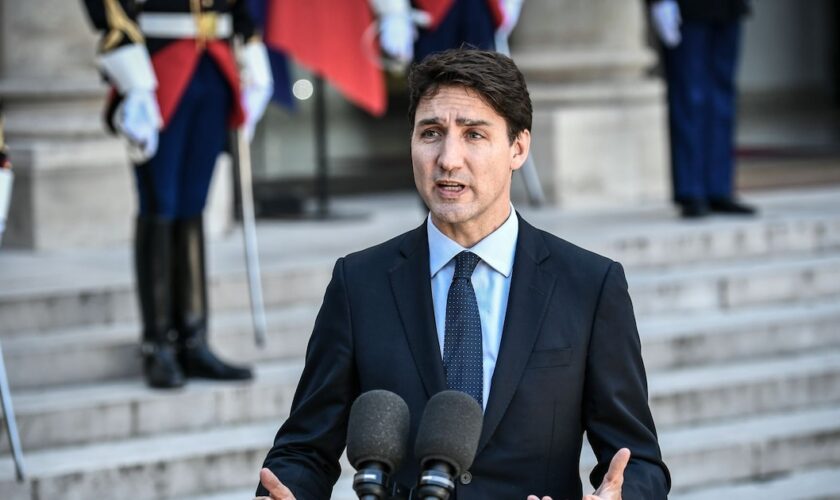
xmin=594 ymin=448 xmax=631 ymax=498
xmin=603 ymin=448 xmax=630 ymax=484
xmin=260 ymin=468 xmax=295 ymax=500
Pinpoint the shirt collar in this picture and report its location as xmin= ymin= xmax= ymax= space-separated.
xmin=427 ymin=205 xmax=519 ymax=278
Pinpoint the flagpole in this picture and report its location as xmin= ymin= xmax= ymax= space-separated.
xmin=313 ymin=75 xmax=329 ymax=218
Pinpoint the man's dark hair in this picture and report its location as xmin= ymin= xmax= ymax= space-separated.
xmin=407 ymin=49 xmax=533 ymax=144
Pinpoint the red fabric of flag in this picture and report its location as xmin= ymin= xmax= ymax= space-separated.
xmin=265 ymin=0 xmax=386 ymax=117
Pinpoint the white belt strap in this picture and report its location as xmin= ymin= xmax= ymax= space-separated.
xmin=138 ymin=12 xmax=233 ymax=39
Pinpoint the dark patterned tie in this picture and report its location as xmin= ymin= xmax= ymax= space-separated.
xmin=443 ymin=251 xmax=483 ymax=407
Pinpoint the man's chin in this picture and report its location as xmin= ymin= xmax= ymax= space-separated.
xmin=429 ymin=205 xmax=473 ymax=225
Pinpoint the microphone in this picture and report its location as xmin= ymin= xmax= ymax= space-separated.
xmin=346 ymin=390 xmax=410 ymax=500
xmin=413 ymin=391 xmax=483 ymax=500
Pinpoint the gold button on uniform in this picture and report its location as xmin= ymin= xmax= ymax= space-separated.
xmin=460 ymin=471 xmax=472 ymax=485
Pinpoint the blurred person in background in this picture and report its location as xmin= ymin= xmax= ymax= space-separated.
xmin=0 ymin=111 xmax=12 ymax=246
xmin=649 ymin=0 xmax=756 ymax=218
xmin=373 ymin=0 xmax=524 ymax=67
xmin=82 ymin=0 xmax=274 ymax=389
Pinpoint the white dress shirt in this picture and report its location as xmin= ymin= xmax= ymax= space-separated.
xmin=427 ymin=207 xmax=519 ymax=409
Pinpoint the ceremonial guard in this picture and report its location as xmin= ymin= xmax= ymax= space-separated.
xmin=649 ymin=0 xmax=755 ymax=217
xmin=0 ymin=112 xmax=12 ymax=245
xmin=373 ymin=0 xmax=523 ymax=65
xmin=82 ymin=0 xmax=274 ymax=389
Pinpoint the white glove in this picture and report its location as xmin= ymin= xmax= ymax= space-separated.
xmin=650 ymin=0 xmax=682 ymax=48
xmin=379 ymin=13 xmax=416 ymax=63
xmin=497 ymin=0 xmax=524 ymax=38
xmin=97 ymin=44 xmax=162 ymax=162
xmin=371 ymin=0 xmax=417 ymax=64
xmin=115 ymin=89 xmax=162 ymax=163
xmin=240 ymin=41 xmax=274 ymax=142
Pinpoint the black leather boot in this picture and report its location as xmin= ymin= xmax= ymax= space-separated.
xmin=135 ymin=217 xmax=186 ymax=389
xmin=173 ymin=216 xmax=253 ymax=381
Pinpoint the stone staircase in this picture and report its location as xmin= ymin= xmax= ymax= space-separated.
xmin=1 ymin=188 xmax=840 ymax=499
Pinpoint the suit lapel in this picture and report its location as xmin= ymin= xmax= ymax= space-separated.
xmin=477 ymin=216 xmax=555 ymax=456
xmin=389 ymin=223 xmax=448 ymax=398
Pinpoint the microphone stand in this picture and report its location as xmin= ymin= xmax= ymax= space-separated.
xmin=414 ymin=462 xmax=456 ymax=500
xmin=353 ymin=461 xmax=414 ymax=500
xmin=353 ymin=461 xmax=390 ymax=500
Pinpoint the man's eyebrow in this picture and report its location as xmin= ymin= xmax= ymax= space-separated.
xmin=415 ymin=117 xmax=493 ymax=127
xmin=456 ymin=118 xmax=492 ymax=127
xmin=416 ymin=117 xmax=442 ymax=127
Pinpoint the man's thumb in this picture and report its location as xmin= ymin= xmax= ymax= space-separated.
xmin=260 ymin=468 xmax=295 ymax=499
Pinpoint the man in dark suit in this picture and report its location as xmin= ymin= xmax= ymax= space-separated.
xmin=256 ymin=49 xmax=670 ymax=499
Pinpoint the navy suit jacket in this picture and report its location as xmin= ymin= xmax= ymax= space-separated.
xmin=258 ymin=215 xmax=670 ymax=499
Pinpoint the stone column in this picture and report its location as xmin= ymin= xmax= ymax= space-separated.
xmin=510 ymin=0 xmax=669 ymax=209
xmin=0 ymin=0 xmax=230 ymax=250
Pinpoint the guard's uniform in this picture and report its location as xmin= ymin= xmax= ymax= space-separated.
xmin=83 ymin=0 xmax=255 ymax=388
xmin=414 ymin=0 xmax=504 ymax=60
xmin=657 ymin=0 xmax=751 ymax=210
xmin=84 ymin=0 xmax=253 ymax=216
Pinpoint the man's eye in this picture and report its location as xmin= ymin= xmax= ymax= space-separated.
xmin=420 ymin=129 xmax=440 ymax=138
xmin=467 ymin=131 xmax=484 ymax=139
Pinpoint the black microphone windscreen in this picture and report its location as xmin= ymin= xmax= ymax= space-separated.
xmin=414 ymin=390 xmax=483 ymax=476
xmin=346 ymin=390 xmax=410 ymax=472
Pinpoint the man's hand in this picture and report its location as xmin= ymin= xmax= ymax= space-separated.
xmin=526 ymin=448 xmax=631 ymax=500
xmin=370 ymin=0 xmax=425 ymax=65
xmin=254 ymin=468 xmax=296 ymax=500
xmin=586 ymin=448 xmax=630 ymax=499
xmin=240 ymin=41 xmax=274 ymax=142
xmin=650 ymin=0 xmax=682 ymax=48
xmin=116 ymin=89 xmax=162 ymax=163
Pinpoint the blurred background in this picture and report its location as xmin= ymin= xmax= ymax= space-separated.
xmin=0 ymin=0 xmax=839 ymax=498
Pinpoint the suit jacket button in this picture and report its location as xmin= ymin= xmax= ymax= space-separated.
xmin=460 ymin=471 xmax=472 ymax=485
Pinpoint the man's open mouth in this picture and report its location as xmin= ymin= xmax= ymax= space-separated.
xmin=436 ymin=180 xmax=466 ymax=192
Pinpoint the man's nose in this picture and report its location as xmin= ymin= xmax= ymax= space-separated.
xmin=438 ymin=134 xmax=464 ymax=172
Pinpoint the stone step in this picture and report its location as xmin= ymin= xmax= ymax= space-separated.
xmin=3 ymin=188 xmax=840 ymax=335
xmin=540 ymin=196 xmax=840 ymax=271
xmin=660 ymin=405 xmax=840 ymax=490
xmin=629 ymin=253 xmax=840 ymax=316
xmin=648 ymin=349 xmax=840 ymax=428
xmin=192 ymin=459 xmax=840 ymax=499
xmin=2 ymin=405 xmax=840 ymax=499
xmin=0 ymin=251 xmax=336 ymax=336
xmin=0 ymin=361 xmax=303 ymax=454
xmin=2 ymin=245 xmax=839 ymax=341
xmin=1 ymin=302 xmax=319 ymax=390
xmin=670 ymin=466 xmax=840 ymax=499
xmin=181 ymin=487 xmax=264 ymax=500
xmin=4 ymin=290 xmax=839 ymax=390
xmin=5 ymin=342 xmax=840 ymax=455
xmin=0 ymin=421 xmax=278 ymax=500
xmin=639 ymin=300 xmax=840 ymax=370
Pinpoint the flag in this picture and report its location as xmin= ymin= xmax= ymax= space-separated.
xmin=264 ymin=0 xmax=387 ymax=117
xmin=246 ymin=0 xmax=295 ymax=109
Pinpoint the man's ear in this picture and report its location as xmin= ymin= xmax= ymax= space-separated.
xmin=511 ymin=129 xmax=531 ymax=171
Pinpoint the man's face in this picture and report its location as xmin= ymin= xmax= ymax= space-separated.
xmin=411 ymin=85 xmax=530 ymax=243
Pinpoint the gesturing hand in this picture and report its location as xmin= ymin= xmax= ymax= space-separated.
xmin=527 ymin=448 xmax=631 ymax=500
xmin=254 ymin=468 xmax=296 ymax=500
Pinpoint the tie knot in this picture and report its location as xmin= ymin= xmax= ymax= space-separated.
xmin=453 ymin=251 xmax=480 ymax=280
